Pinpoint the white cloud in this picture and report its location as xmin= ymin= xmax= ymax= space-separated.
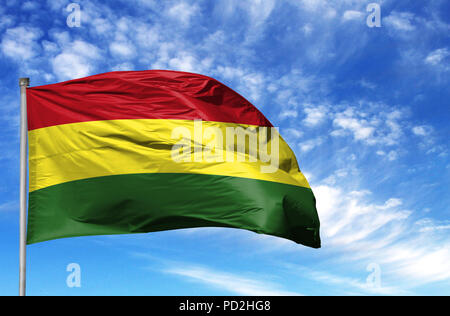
xmin=382 ymin=244 xmax=450 ymax=283
xmin=215 ymin=0 xmax=275 ymax=27
xmin=167 ymin=52 xmax=211 ymax=74
xmin=426 ymin=144 xmax=448 ymax=157
xmin=299 ymin=137 xmax=324 ymax=153
xmin=268 ymin=69 xmax=327 ymax=113
xmin=384 ymin=12 xmax=416 ymax=31
xmin=0 ymin=15 xmax=14 ymax=31
xmin=286 ymin=264 xmax=405 ymax=295
xmin=281 ymin=128 xmax=303 ymax=144
xmin=166 ymin=1 xmax=199 ymax=26
xmin=46 ymin=0 xmax=68 ymax=11
xmin=310 ymin=181 xmax=450 ymax=287
xmin=425 ymin=48 xmax=450 ymax=66
xmin=212 ymin=0 xmax=276 ymax=44
xmin=412 ymin=125 xmax=433 ymax=136
xmin=216 ymin=65 xmax=244 ymax=80
xmin=279 ymin=110 xmax=298 ymax=120
xmin=376 ymin=150 xmax=398 ymax=161
xmin=359 ymin=79 xmax=376 ymax=90
xmin=22 ymin=1 xmax=40 ymax=10
xmin=387 ymin=150 xmax=398 ymax=161
xmin=91 ymin=18 xmax=114 ymax=35
xmin=322 ymin=168 xmax=350 ymax=186
xmin=294 ymin=0 xmax=325 ymax=12
xmin=214 ymin=66 xmax=265 ymax=102
xmin=52 ymin=53 xmax=92 ymax=80
xmin=245 ymin=0 xmax=276 ymax=27
xmin=416 ymin=219 xmax=450 ymax=233
xmin=1 ymin=26 xmax=43 ymax=61
xmin=331 ymin=105 xmax=405 ymax=146
xmin=0 ymin=201 xmax=17 ymax=212
xmin=51 ymin=40 xmax=102 ymax=81
xmin=42 ymin=40 xmax=59 ymax=54
xmin=382 ymin=198 xmax=403 ymax=209
xmin=71 ymin=40 xmax=102 ymax=60
xmin=134 ymin=24 xmax=159 ymax=49
xmin=302 ymin=23 xmax=313 ymax=36
xmin=242 ymin=73 xmax=265 ymax=102
xmin=165 ymin=264 xmax=300 ymax=296
xmin=333 ymin=113 xmax=375 ymax=141
xmin=422 ymin=225 xmax=450 ymax=232
xmin=303 ymin=105 xmax=327 ymax=127
xmin=315 ymin=184 xmax=410 ymax=246
xmin=109 ymin=41 xmax=136 ymax=58
xmin=342 ymin=10 xmax=363 ymax=22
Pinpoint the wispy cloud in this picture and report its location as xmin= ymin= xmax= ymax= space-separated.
xmin=342 ymin=10 xmax=363 ymax=22
xmin=1 ymin=26 xmax=43 ymax=61
xmin=330 ymin=103 xmax=405 ymax=147
xmin=412 ymin=125 xmax=433 ymax=137
xmin=305 ymin=180 xmax=450 ymax=289
xmin=425 ymin=48 xmax=450 ymax=65
xmin=302 ymin=105 xmax=328 ymax=127
xmin=384 ymin=11 xmax=416 ymax=31
xmin=299 ymin=137 xmax=324 ymax=153
xmin=284 ymin=264 xmax=407 ymax=295
xmin=164 ymin=264 xmax=300 ymax=296
xmin=51 ymin=39 xmax=102 ymax=81
xmin=0 ymin=201 xmax=17 ymax=213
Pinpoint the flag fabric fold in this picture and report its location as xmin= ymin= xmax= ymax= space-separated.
xmin=26 ymin=70 xmax=321 ymax=248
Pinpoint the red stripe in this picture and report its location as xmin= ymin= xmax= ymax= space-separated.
xmin=27 ymin=70 xmax=272 ymax=130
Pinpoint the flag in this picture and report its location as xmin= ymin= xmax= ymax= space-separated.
xmin=26 ymin=70 xmax=320 ymax=248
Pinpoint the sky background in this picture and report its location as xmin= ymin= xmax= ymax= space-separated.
xmin=0 ymin=0 xmax=449 ymax=296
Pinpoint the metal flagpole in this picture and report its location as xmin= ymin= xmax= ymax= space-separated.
xmin=19 ymin=78 xmax=29 ymax=296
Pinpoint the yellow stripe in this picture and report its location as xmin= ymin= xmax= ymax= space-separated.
xmin=28 ymin=119 xmax=310 ymax=192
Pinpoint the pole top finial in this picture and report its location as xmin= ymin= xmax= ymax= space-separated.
xmin=19 ymin=78 xmax=30 ymax=87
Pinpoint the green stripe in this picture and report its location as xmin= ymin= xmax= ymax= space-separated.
xmin=27 ymin=173 xmax=320 ymax=248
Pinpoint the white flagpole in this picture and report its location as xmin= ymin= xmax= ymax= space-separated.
xmin=19 ymin=78 xmax=29 ymax=296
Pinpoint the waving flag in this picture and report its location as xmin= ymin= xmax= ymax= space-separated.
xmin=26 ymin=70 xmax=320 ymax=248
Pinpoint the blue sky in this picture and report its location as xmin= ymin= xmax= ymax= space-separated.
xmin=0 ymin=0 xmax=449 ymax=296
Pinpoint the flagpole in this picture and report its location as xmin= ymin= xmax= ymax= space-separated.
xmin=19 ymin=78 xmax=29 ymax=297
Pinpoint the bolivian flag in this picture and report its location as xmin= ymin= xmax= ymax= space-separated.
xmin=26 ymin=70 xmax=320 ymax=248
